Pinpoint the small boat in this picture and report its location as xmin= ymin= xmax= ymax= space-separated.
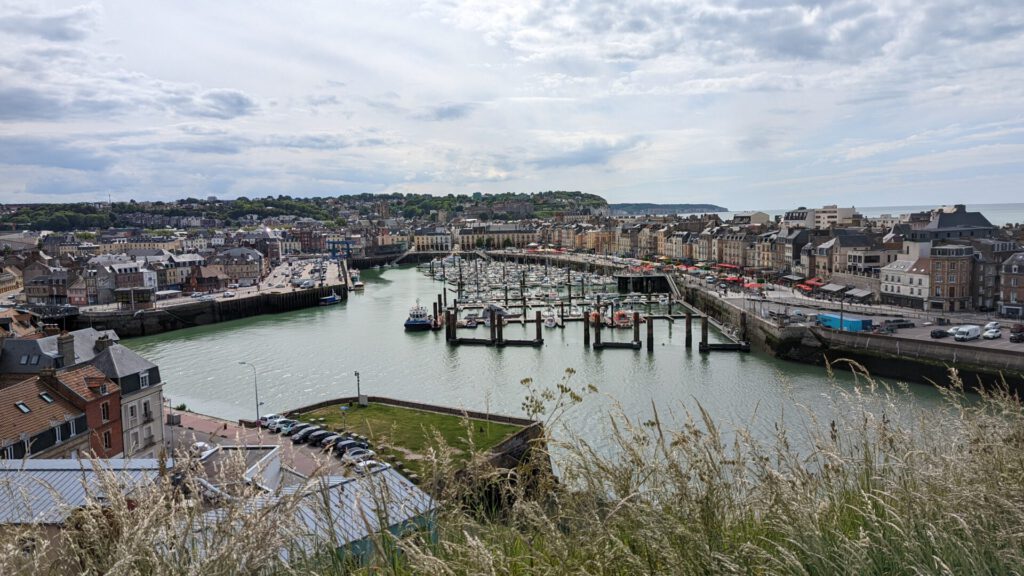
xmin=352 ymin=281 xmax=365 ymax=291
xmin=319 ymin=291 xmax=342 ymax=306
xmin=612 ymin=310 xmax=636 ymax=328
xmin=542 ymin=308 xmax=559 ymax=328
xmin=404 ymin=300 xmax=433 ymax=331
xmin=658 ymin=295 xmax=670 ymax=306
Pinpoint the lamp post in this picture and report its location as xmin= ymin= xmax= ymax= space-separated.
xmin=354 ymin=370 xmax=367 ymax=406
xmin=239 ymin=361 xmax=262 ymax=422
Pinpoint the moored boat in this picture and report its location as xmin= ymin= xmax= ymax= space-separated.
xmin=319 ymin=291 xmax=342 ymax=306
xmin=404 ymin=300 xmax=433 ymax=331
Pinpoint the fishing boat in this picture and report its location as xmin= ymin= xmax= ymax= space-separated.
xmin=658 ymin=294 xmax=670 ymax=306
xmin=319 ymin=291 xmax=342 ymax=306
xmin=612 ymin=310 xmax=634 ymax=328
xmin=404 ymin=300 xmax=433 ymax=331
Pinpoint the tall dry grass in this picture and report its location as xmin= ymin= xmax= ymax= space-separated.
xmin=2 ymin=363 xmax=1023 ymax=575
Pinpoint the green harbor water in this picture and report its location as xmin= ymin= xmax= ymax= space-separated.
xmin=125 ymin=265 xmax=948 ymax=449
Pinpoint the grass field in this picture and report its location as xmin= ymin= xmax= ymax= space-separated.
xmin=291 ymin=402 xmax=523 ymax=475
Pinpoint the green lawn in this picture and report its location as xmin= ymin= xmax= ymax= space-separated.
xmin=291 ymin=402 xmax=523 ymax=476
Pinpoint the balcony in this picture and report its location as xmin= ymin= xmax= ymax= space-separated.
xmin=142 ymin=435 xmax=156 ymax=450
xmin=143 ymin=412 xmax=154 ymax=424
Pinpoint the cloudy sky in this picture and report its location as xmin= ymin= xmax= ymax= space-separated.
xmin=1 ymin=1 xmax=1022 ymax=208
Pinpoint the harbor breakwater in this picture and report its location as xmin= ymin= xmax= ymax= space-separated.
xmin=75 ymin=284 xmax=347 ymax=337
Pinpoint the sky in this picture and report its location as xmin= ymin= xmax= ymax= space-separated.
xmin=1 ymin=1 xmax=1023 ymax=209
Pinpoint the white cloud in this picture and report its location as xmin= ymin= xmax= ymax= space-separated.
xmin=0 ymin=0 xmax=1021 ymax=206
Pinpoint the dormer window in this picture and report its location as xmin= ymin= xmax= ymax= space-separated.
xmin=139 ymin=372 xmax=150 ymax=388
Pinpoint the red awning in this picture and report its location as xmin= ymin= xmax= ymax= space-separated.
xmin=744 ymin=282 xmax=763 ymax=289
xmin=804 ymin=278 xmax=824 ymax=286
xmin=725 ymin=276 xmax=742 ymax=282
xmin=796 ymin=284 xmax=813 ymax=291
xmin=716 ymin=263 xmax=739 ymax=269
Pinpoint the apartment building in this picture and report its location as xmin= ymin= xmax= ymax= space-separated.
xmin=999 ymin=252 xmax=1024 ymax=318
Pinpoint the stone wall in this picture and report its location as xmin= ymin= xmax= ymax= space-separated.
xmin=76 ymin=284 xmax=346 ymax=337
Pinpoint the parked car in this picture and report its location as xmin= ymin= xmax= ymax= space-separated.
xmin=342 ymin=448 xmax=377 ymax=465
xmin=280 ymin=421 xmax=306 ymax=435
xmin=930 ymin=329 xmax=949 ymax=339
xmin=332 ymin=439 xmax=368 ymax=457
xmin=1010 ymin=324 xmax=1024 ymax=335
xmin=190 ymin=441 xmax=216 ymax=458
xmin=983 ymin=321 xmax=1001 ymax=331
xmin=982 ymin=328 xmax=1002 ymax=340
xmin=318 ymin=434 xmax=343 ymax=448
xmin=955 ymin=325 xmax=982 ymax=341
xmin=1010 ymin=332 xmax=1024 ymax=343
xmin=305 ymin=430 xmax=333 ymax=445
xmin=223 ymin=291 xmax=236 ymax=298
xmin=947 ymin=326 xmax=964 ymax=337
xmin=227 ymin=283 xmax=240 ymax=289
xmin=259 ymin=414 xmax=281 ymax=428
xmin=292 ymin=426 xmax=322 ymax=443
xmin=352 ymin=461 xmax=390 ymax=475
xmin=270 ymin=418 xmax=296 ymax=433
xmin=285 ymin=422 xmax=313 ymax=437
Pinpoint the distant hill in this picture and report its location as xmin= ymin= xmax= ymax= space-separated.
xmin=610 ymin=203 xmax=727 ymax=215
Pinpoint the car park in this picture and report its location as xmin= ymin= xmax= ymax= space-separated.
xmin=930 ymin=329 xmax=949 ymax=339
xmin=982 ymin=328 xmax=1001 ymax=340
xmin=259 ymin=414 xmax=281 ymax=428
xmin=332 ymin=439 xmax=368 ymax=456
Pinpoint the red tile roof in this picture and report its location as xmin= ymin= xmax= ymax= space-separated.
xmin=0 ymin=377 xmax=82 ymax=441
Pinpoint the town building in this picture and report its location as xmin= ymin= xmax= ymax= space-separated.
xmin=999 ymin=252 xmax=1024 ymax=318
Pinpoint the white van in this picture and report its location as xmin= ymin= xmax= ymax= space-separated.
xmin=954 ymin=325 xmax=981 ymax=341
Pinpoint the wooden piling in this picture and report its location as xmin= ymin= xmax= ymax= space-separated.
xmin=633 ymin=312 xmax=641 ymax=344
xmin=489 ymin=310 xmax=497 ymax=343
xmin=594 ymin=311 xmax=602 ymax=346
xmin=583 ymin=311 xmax=590 ymax=347
xmin=740 ymin=312 xmax=748 ymax=342
xmin=647 ymin=315 xmax=654 ymax=351
xmin=701 ymin=316 xmax=709 ymax=349
xmin=497 ymin=312 xmax=504 ymax=344
xmin=535 ymin=310 xmax=542 ymax=342
xmin=432 ymin=302 xmax=438 ymax=327
xmin=685 ymin=311 xmax=693 ymax=349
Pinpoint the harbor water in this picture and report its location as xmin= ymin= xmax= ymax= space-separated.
xmin=126 ymin=266 xmax=948 ymax=450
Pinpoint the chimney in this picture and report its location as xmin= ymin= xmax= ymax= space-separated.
xmin=42 ymin=323 xmax=60 ymax=336
xmin=38 ymin=367 xmax=57 ymax=384
xmin=94 ymin=334 xmax=114 ymax=353
xmin=58 ymin=331 xmax=75 ymax=368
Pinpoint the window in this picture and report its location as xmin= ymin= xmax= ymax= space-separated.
xmin=15 ymin=402 xmax=30 ymax=414
xmin=130 ymin=431 xmax=139 ymax=449
xmin=29 ymin=355 xmax=39 ymax=365
xmin=935 ymin=287 xmax=942 ymax=297
xmin=103 ymin=431 xmax=111 ymax=450
xmin=1 ymin=445 xmax=13 ymax=459
xmin=39 ymin=392 xmax=54 ymax=403
xmin=19 ymin=355 xmax=28 ymax=365
xmin=101 ymin=402 xmax=110 ymax=422
xmin=143 ymin=400 xmax=151 ymax=419
xmin=948 ymin=274 xmax=956 ymax=283
xmin=1012 ymin=278 xmax=1018 ymax=287
xmin=139 ymin=371 xmax=150 ymax=388
xmin=54 ymin=425 xmax=63 ymax=444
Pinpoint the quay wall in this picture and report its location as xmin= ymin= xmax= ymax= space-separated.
xmin=75 ymin=284 xmax=346 ymax=337
xmin=683 ymin=283 xmax=1024 ymax=390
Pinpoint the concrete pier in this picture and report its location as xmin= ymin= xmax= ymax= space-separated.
xmin=685 ymin=311 xmax=693 ymax=349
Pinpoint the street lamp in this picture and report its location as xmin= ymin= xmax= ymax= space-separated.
xmin=239 ymin=361 xmax=262 ymax=422
xmin=354 ymin=370 xmax=367 ymax=406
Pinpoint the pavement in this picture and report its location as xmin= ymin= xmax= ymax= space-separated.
xmin=167 ymin=409 xmax=348 ymax=477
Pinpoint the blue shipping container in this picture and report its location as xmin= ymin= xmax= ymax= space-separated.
xmin=817 ymin=313 xmax=872 ymax=332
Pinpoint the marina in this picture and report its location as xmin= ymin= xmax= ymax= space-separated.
xmin=125 ymin=265 xmax=948 ymax=449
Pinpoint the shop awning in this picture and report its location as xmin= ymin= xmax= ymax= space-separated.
xmin=716 ymin=263 xmax=740 ymax=269
xmin=781 ymin=274 xmax=804 ymax=283
xmin=724 ymin=276 xmax=742 ymax=282
xmin=804 ymin=278 xmax=824 ymax=287
xmin=744 ymin=282 xmax=764 ymax=289
xmin=845 ymin=288 xmax=873 ymax=299
xmin=820 ymin=283 xmax=847 ymax=293
xmin=796 ymin=284 xmax=813 ymax=291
